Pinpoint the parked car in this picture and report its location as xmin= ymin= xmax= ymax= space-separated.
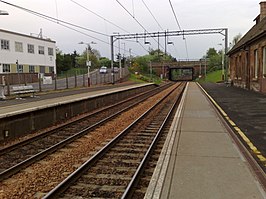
xmin=112 ymin=67 xmax=119 ymax=73
xmin=99 ymin=66 xmax=107 ymax=74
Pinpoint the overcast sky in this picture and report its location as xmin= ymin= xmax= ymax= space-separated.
xmin=0 ymin=0 xmax=261 ymax=59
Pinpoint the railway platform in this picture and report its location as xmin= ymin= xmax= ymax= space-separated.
xmin=0 ymin=83 xmax=152 ymax=117
xmin=0 ymin=82 xmax=155 ymax=141
xmin=145 ymin=82 xmax=265 ymax=199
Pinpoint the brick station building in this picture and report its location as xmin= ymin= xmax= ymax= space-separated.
xmin=228 ymin=1 xmax=266 ymax=93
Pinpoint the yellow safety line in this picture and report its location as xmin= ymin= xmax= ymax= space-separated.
xmin=197 ymin=83 xmax=266 ymax=166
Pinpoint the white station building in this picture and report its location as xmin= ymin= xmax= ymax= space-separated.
xmin=0 ymin=29 xmax=56 ymax=75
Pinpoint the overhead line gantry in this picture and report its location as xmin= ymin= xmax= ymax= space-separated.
xmin=110 ymin=28 xmax=228 ymax=83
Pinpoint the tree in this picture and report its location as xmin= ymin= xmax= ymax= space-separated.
xmin=204 ymin=48 xmax=222 ymax=72
xmin=62 ymin=54 xmax=72 ymax=71
xmin=71 ymin=50 xmax=78 ymax=67
xmin=206 ymin=48 xmax=218 ymax=58
xmin=76 ymin=49 xmax=100 ymax=69
xmin=232 ymin=33 xmax=242 ymax=46
xmin=56 ymin=51 xmax=64 ymax=74
xmin=99 ymin=57 xmax=111 ymax=68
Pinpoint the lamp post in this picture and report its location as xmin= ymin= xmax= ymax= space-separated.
xmin=149 ymin=61 xmax=152 ymax=82
xmin=0 ymin=10 xmax=9 ymax=15
xmin=218 ymin=43 xmax=224 ymax=80
xmin=121 ymin=42 xmax=126 ymax=81
xmin=113 ymin=32 xmax=121 ymax=82
xmin=79 ymin=41 xmax=96 ymax=87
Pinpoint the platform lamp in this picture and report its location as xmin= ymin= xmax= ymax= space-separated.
xmin=0 ymin=10 xmax=9 ymax=15
xmin=113 ymin=32 xmax=121 ymax=83
xmin=218 ymin=43 xmax=224 ymax=81
xmin=79 ymin=41 xmax=97 ymax=87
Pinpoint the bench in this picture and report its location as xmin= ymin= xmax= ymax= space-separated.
xmin=12 ymin=85 xmax=36 ymax=98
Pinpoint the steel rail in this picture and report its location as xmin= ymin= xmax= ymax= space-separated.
xmin=0 ymin=83 xmax=169 ymax=155
xmin=43 ymin=82 xmax=185 ymax=198
xmin=0 ymin=83 xmax=173 ymax=181
xmin=121 ymin=82 xmax=186 ymax=198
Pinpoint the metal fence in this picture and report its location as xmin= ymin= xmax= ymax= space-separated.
xmin=0 ymin=67 xmax=129 ymax=98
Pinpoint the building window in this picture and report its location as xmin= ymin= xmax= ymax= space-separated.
xmin=1 ymin=39 xmax=9 ymax=50
xmin=3 ymin=64 xmax=10 ymax=72
xmin=263 ymin=47 xmax=266 ymax=77
xmin=28 ymin=44 xmax=34 ymax=54
xmin=49 ymin=66 xmax=54 ymax=73
xmin=254 ymin=49 xmax=258 ymax=79
xmin=17 ymin=64 xmax=23 ymax=73
xmin=38 ymin=46 xmax=45 ymax=55
xmin=29 ymin=65 xmax=35 ymax=73
xmin=15 ymin=42 xmax=23 ymax=52
xmin=48 ymin=47 xmax=54 ymax=56
xmin=40 ymin=66 xmax=45 ymax=73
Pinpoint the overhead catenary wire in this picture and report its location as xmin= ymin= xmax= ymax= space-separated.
xmin=0 ymin=0 xmax=109 ymax=37
xmin=137 ymin=41 xmax=150 ymax=53
xmin=141 ymin=0 xmax=164 ymax=31
xmin=54 ymin=0 xmax=59 ymax=23
xmin=168 ymin=0 xmax=189 ymax=59
xmin=115 ymin=0 xmax=165 ymax=50
xmin=168 ymin=0 xmax=181 ymax=31
xmin=115 ymin=0 xmax=147 ymax=31
xmin=68 ymin=0 xmax=143 ymax=56
xmin=69 ymin=0 xmax=130 ymax=33
xmin=132 ymin=0 xmax=135 ymax=18
xmin=0 ymin=0 xmax=140 ymax=56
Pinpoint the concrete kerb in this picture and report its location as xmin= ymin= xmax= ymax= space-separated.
xmin=144 ymin=82 xmax=189 ymax=199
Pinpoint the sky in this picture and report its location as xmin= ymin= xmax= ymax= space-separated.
xmin=0 ymin=0 xmax=261 ymax=60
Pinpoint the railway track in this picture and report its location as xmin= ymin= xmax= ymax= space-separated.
xmin=0 ymin=83 xmax=173 ymax=181
xmin=43 ymin=82 xmax=186 ymax=198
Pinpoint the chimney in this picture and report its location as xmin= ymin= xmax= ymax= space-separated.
xmin=260 ymin=1 xmax=266 ymax=21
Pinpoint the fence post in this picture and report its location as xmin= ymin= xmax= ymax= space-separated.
xmin=24 ymin=73 xmax=27 ymax=85
xmin=54 ymin=76 xmax=57 ymax=90
xmin=6 ymin=74 xmax=10 ymax=96
xmin=75 ymin=72 xmax=77 ymax=88
xmin=66 ymin=73 xmax=69 ymax=89
xmin=83 ymin=73 xmax=85 ymax=87
xmin=38 ymin=74 xmax=42 ymax=92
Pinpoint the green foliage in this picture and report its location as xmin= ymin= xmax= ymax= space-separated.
xmin=198 ymin=70 xmax=223 ymax=83
xmin=56 ymin=48 xmax=102 ymax=76
xmin=57 ymin=67 xmax=87 ymax=78
xmin=131 ymin=48 xmax=174 ymax=75
xmin=56 ymin=52 xmax=74 ymax=73
xmin=77 ymin=50 xmax=100 ymax=69
xmin=129 ymin=72 xmax=162 ymax=84
xmin=99 ymin=57 xmax=111 ymax=68
xmin=204 ymin=48 xmax=222 ymax=72
xmin=133 ymin=56 xmax=150 ymax=72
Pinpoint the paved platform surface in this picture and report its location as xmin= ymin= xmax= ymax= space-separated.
xmin=145 ymin=82 xmax=265 ymax=199
xmin=0 ymin=82 xmax=150 ymax=118
xmin=201 ymin=82 xmax=266 ymax=171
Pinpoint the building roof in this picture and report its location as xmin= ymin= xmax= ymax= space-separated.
xmin=228 ymin=16 xmax=266 ymax=55
xmin=0 ymin=28 xmax=56 ymax=43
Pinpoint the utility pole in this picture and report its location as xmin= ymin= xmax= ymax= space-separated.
xmin=129 ymin=48 xmax=132 ymax=68
xmin=204 ymin=58 xmax=207 ymax=80
xmin=111 ymin=36 xmax=114 ymax=84
xmin=224 ymin=28 xmax=228 ymax=82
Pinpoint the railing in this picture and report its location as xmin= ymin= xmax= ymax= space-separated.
xmin=0 ymin=67 xmax=129 ymax=96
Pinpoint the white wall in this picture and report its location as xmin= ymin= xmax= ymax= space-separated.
xmin=0 ymin=29 xmax=56 ymax=73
